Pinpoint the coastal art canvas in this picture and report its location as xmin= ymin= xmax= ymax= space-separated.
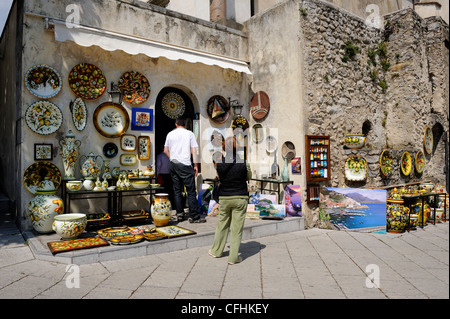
xmin=319 ymin=187 xmax=386 ymax=232
xmin=285 ymin=185 xmax=302 ymax=217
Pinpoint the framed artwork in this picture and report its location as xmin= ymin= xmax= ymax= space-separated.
xmin=291 ymin=157 xmax=301 ymax=174
xmin=120 ymin=154 xmax=137 ymax=166
xmin=285 ymin=185 xmax=302 ymax=217
xmin=131 ymin=107 xmax=153 ymax=131
xmin=138 ymin=136 xmax=151 ymax=160
xmin=120 ymin=134 xmax=137 ymax=151
xmin=34 ymin=143 xmax=53 ymax=160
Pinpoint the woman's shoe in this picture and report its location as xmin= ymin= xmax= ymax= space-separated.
xmin=208 ymin=250 xmax=220 ymax=258
xmin=228 ymin=256 xmax=243 ymax=265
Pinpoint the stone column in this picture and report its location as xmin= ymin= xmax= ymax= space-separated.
xmin=210 ymin=0 xmax=226 ymax=23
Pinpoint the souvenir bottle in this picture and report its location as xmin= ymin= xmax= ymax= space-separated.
xmin=59 ymin=130 xmax=81 ymax=180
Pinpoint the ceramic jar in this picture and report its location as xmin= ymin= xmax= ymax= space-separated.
xmin=386 ymin=188 xmax=409 ymax=233
xmin=151 ymin=193 xmax=172 ymax=226
xmin=27 ymin=179 xmax=64 ymax=234
xmin=80 ymin=152 xmax=103 ymax=180
xmin=144 ymin=166 xmax=155 ymax=178
xmin=59 ymin=130 xmax=82 ymax=180
xmin=52 ymin=213 xmax=87 ymax=240
xmin=411 ymin=201 xmax=430 ymax=225
xmin=83 ymin=179 xmax=94 ymax=191
xmin=342 ymin=134 xmax=366 ymax=149
xmin=66 ymin=180 xmax=83 ymax=192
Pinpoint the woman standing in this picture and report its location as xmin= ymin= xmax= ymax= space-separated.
xmin=209 ymin=136 xmax=251 ymax=264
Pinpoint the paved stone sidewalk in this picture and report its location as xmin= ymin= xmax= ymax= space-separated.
xmin=0 ymin=215 xmax=448 ymax=300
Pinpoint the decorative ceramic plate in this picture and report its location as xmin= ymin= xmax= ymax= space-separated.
xmin=232 ymin=115 xmax=249 ymax=132
xmin=423 ymin=126 xmax=433 ymax=155
xmin=415 ymin=150 xmax=425 ymax=174
xmin=344 ymin=156 xmax=368 ymax=181
xmin=401 ymin=151 xmax=412 ymax=176
xmin=251 ymin=124 xmax=264 ymax=144
xmin=206 ymin=95 xmax=230 ymax=124
xmin=380 ymin=149 xmax=393 ymax=177
xmin=93 ymin=102 xmax=130 ymax=138
xmin=342 ymin=134 xmax=366 ymax=149
xmin=120 ymin=154 xmax=137 ymax=166
xmin=143 ymin=232 xmax=167 ymax=241
xmin=97 ymin=227 xmax=139 ymax=240
xmin=25 ymin=101 xmax=63 ymax=135
xmin=120 ymin=134 xmax=136 ymax=151
xmin=70 ymin=97 xmax=87 ymax=131
xmin=68 ymin=63 xmax=107 ymax=100
xmin=161 ymin=92 xmax=185 ymax=119
xmin=250 ymin=91 xmax=270 ymax=120
xmin=155 ymin=225 xmax=196 ymax=238
xmin=282 ymin=141 xmax=296 ymax=160
xmin=103 ymin=142 xmax=118 ymax=158
xmin=118 ymin=71 xmax=151 ymax=105
xmin=23 ymin=161 xmax=62 ymax=194
xmin=265 ymin=135 xmax=278 ymax=153
xmin=25 ymin=64 xmax=62 ymax=99
xmin=109 ymin=234 xmax=144 ymax=245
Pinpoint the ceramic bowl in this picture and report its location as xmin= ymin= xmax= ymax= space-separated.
xmin=409 ymin=214 xmax=419 ymax=229
xmin=66 ymin=180 xmax=83 ymax=192
xmin=342 ymin=134 xmax=366 ymax=149
xmin=52 ymin=213 xmax=87 ymax=240
xmin=131 ymin=180 xmax=150 ymax=189
xmin=419 ymin=183 xmax=434 ymax=194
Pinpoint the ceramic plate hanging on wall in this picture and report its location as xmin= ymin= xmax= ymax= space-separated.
xmin=23 ymin=161 xmax=62 ymax=195
xmin=70 ymin=97 xmax=87 ymax=131
xmin=25 ymin=64 xmax=62 ymax=99
xmin=206 ymin=95 xmax=230 ymax=124
xmin=415 ymin=150 xmax=425 ymax=174
xmin=103 ymin=142 xmax=118 ymax=158
xmin=344 ymin=156 xmax=368 ymax=181
xmin=379 ymin=149 xmax=393 ymax=177
xmin=68 ymin=63 xmax=107 ymax=100
xmin=161 ymin=92 xmax=185 ymax=119
xmin=423 ymin=126 xmax=433 ymax=155
xmin=25 ymin=101 xmax=63 ymax=135
xmin=250 ymin=91 xmax=270 ymax=120
xmin=401 ymin=151 xmax=412 ymax=176
xmin=118 ymin=71 xmax=151 ymax=105
xmin=93 ymin=102 xmax=130 ymax=138
xmin=138 ymin=136 xmax=151 ymax=160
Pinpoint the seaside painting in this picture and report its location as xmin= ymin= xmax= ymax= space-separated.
xmin=319 ymin=187 xmax=386 ymax=232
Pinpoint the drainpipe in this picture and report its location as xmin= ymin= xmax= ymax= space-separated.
xmin=210 ymin=0 xmax=226 ymax=23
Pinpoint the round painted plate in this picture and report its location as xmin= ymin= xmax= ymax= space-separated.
xmin=423 ymin=126 xmax=433 ymax=155
xmin=25 ymin=64 xmax=62 ymax=99
xmin=345 ymin=156 xmax=368 ymax=181
xmin=23 ymin=161 xmax=62 ymax=195
xmin=415 ymin=150 xmax=425 ymax=174
xmin=70 ymin=97 xmax=87 ymax=131
xmin=109 ymin=234 xmax=144 ymax=245
xmin=118 ymin=71 xmax=151 ymax=105
xmin=93 ymin=102 xmax=130 ymax=138
xmin=379 ymin=149 xmax=393 ymax=177
xmin=206 ymin=95 xmax=230 ymax=124
xmin=25 ymin=101 xmax=63 ymax=135
xmin=103 ymin=142 xmax=118 ymax=158
xmin=68 ymin=63 xmax=107 ymax=100
xmin=250 ymin=91 xmax=270 ymax=120
xmin=401 ymin=151 xmax=412 ymax=176
xmin=162 ymin=92 xmax=185 ymax=119
xmin=232 ymin=115 xmax=249 ymax=132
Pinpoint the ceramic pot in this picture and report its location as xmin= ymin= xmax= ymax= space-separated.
xmin=151 ymin=193 xmax=172 ymax=227
xmin=66 ymin=180 xmax=83 ymax=192
xmin=52 ymin=213 xmax=87 ymax=240
xmin=27 ymin=180 xmax=63 ymax=234
xmin=409 ymin=214 xmax=419 ymax=230
xmin=144 ymin=166 xmax=155 ymax=178
xmin=83 ymin=179 xmax=94 ymax=191
xmin=342 ymin=134 xmax=366 ymax=149
xmin=59 ymin=130 xmax=81 ymax=180
xmin=430 ymin=208 xmax=444 ymax=223
xmin=79 ymin=152 xmax=103 ymax=180
xmin=386 ymin=188 xmax=408 ymax=233
xmin=411 ymin=201 xmax=430 ymax=225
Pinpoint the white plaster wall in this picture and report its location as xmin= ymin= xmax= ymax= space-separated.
xmin=166 ymin=0 xmax=210 ymax=21
xmin=226 ymin=0 xmax=251 ymax=24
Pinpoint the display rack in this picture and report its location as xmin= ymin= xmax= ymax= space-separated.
xmin=305 ymin=135 xmax=330 ymax=204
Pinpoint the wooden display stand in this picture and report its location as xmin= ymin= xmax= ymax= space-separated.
xmin=305 ymin=135 xmax=330 ymax=204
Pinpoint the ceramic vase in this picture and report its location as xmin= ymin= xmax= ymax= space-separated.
xmin=144 ymin=165 xmax=155 ymax=178
xmin=386 ymin=188 xmax=408 ymax=233
xmin=27 ymin=179 xmax=64 ymax=233
xmin=52 ymin=213 xmax=87 ymax=240
xmin=151 ymin=193 xmax=172 ymax=226
xmin=281 ymin=158 xmax=290 ymax=181
xmin=59 ymin=130 xmax=81 ymax=180
xmin=80 ymin=152 xmax=103 ymax=180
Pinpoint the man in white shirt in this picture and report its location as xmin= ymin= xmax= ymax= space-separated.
xmin=164 ymin=116 xmax=206 ymax=223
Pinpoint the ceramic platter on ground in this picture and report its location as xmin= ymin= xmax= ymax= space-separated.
xmin=155 ymin=225 xmax=196 ymax=238
xmin=25 ymin=101 xmax=63 ymax=135
xmin=401 ymin=151 xmax=412 ymax=176
xmin=68 ymin=63 xmax=107 ymax=100
xmin=93 ymin=102 xmax=130 ymax=138
xmin=25 ymin=64 xmax=62 ymax=99
xmin=379 ymin=149 xmax=393 ymax=177
xmin=109 ymin=234 xmax=144 ymax=245
xmin=344 ymin=156 xmax=368 ymax=181
xmin=206 ymin=95 xmax=230 ymax=124
xmin=415 ymin=150 xmax=425 ymax=174
xmin=161 ymin=92 xmax=185 ymax=119
xmin=70 ymin=97 xmax=87 ymax=131
xmin=118 ymin=71 xmax=150 ymax=105
xmin=423 ymin=126 xmax=433 ymax=155
xmin=23 ymin=161 xmax=62 ymax=195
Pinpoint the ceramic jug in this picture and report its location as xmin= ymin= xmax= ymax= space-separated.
xmin=386 ymin=188 xmax=409 ymax=233
xmin=80 ymin=152 xmax=103 ymax=180
xmin=151 ymin=193 xmax=172 ymax=226
xmin=59 ymin=130 xmax=81 ymax=180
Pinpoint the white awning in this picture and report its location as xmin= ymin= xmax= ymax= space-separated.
xmin=52 ymin=20 xmax=251 ymax=75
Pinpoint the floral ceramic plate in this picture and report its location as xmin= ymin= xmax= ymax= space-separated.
xmin=23 ymin=161 xmax=62 ymax=195
xmin=109 ymin=234 xmax=144 ymax=245
xmin=380 ymin=149 xmax=393 ymax=177
xmin=344 ymin=156 xmax=368 ymax=181
xmin=162 ymin=92 xmax=185 ymax=119
xmin=118 ymin=71 xmax=150 ymax=105
xmin=25 ymin=64 xmax=62 ymax=99
xmin=25 ymin=101 xmax=63 ymax=135
xmin=97 ymin=227 xmax=138 ymax=240
xmin=401 ymin=151 xmax=412 ymax=176
xmin=93 ymin=102 xmax=130 ymax=138
xmin=415 ymin=150 xmax=425 ymax=174
xmin=68 ymin=63 xmax=107 ymax=100
xmin=70 ymin=97 xmax=87 ymax=131
xmin=342 ymin=134 xmax=366 ymax=149
xmin=423 ymin=126 xmax=433 ymax=155
xmin=206 ymin=95 xmax=230 ymax=124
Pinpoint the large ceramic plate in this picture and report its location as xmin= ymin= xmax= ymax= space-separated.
xmin=380 ymin=149 xmax=393 ymax=177
xmin=250 ymin=91 xmax=270 ymax=120
xmin=93 ymin=102 xmax=130 ymax=138
xmin=25 ymin=101 xmax=63 ymax=135
xmin=118 ymin=71 xmax=151 ymax=105
xmin=423 ymin=126 xmax=433 ymax=155
xmin=344 ymin=156 xmax=367 ymax=181
xmin=401 ymin=151 xmax=412 ymax=176
xmin=162 ymin=92 xmax=185 ymax=119
xmin=68 ymin=63 xmax=107 ymax=100
xmin=415 ymin=150 xmax=425 ymax=174
xmin=23 ymin=161 xmax=62 ymax=195
xmin=109 ymin=234 xmax=144 ymax=245
xmin=206 ymin=95 xmax=230 ymax=124
xmin=25 ymin=64 xmax=62 ymax=99
xmin=70 ymin=97 xmax=87 ymax=131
